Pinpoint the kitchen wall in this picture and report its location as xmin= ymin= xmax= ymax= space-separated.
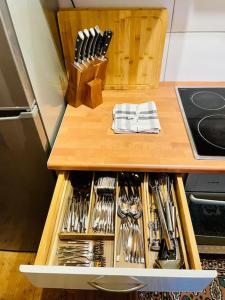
xmin=58 ymin=0 xmax=225 ymax=82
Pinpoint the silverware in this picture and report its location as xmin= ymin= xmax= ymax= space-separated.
xmin=62 ymin=175 xmax=92 ymax=233
xmin=58 ymin=240 xmax=106 ymax=267
xmin=117 ymin=172 xmax=144 ymax=264
xmin=149 ymin=178 xmax=173 ymax=251
xmin=92 ymin=176 xmax=116 ymax=234
xmin=148 ymin=174 xmax=183 ymax=269
xmin=62 ymin=192 xmax=90 ymax=233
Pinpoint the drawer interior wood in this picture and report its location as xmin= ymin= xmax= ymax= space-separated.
xmin=175 ymin=175 xmax=201 ymax=270
xmin=35 ymin=171 xmax=201 ymax=272
xmin=35 ymin=172 xmax=69 ymax=265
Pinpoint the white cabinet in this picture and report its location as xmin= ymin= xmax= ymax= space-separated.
xmin=172 ymin=0 xmax=225 ymax=32
xmin=165 ymin=33 xmax=225 ymax=81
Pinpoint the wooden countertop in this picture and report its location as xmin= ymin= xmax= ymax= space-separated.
xmin=48 ymin=82 xmax=225 ymax=173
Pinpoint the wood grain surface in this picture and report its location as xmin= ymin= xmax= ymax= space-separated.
xmin=48 ymin=82 xmax=225 ymax=173
xmin=175 ymin=176 xmax=202 ymax=270
xmin=58 ymin=8 xmax=167 ymax=89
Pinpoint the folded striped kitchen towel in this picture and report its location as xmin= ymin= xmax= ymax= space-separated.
xmin=112 ymin=101 xmax=161 ymax=134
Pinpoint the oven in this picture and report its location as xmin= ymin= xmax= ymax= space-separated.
xmin=185 ymin=174 xmax=225 ymax=252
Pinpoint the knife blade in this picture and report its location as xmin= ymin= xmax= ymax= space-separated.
xmin=79 ymin=29 xmax=89 ymax=65
xmin=90 ymin=25 xmax=100 ymax=59
xmin=100 ymin=29 xmax=113 ymax=60
xmin=74 ymin=31 xmax=85 ymax=68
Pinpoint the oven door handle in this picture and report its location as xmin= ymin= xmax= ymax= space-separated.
xmin=189 ymin=194 xmax=225 ymax=206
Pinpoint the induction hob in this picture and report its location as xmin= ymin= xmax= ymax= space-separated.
xmin=176 ymin=87 xmax=225 ymax=159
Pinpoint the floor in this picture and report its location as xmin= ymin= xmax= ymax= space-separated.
xmin=0 ymin=251 xmax=138 ymax=300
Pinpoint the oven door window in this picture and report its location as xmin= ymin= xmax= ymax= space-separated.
xmin=188 ymin=193 xmax=225 ymax=238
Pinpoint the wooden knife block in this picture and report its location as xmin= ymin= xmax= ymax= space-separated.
xmin=66 ymin=59 xmax=108 ymax=109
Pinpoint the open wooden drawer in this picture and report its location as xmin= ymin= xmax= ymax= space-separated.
xmin=20 ymin=171 xmax=216 ymax=293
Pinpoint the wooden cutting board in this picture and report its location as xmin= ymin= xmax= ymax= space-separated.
xmin=58 ymin=8 xmax=167 ymax=89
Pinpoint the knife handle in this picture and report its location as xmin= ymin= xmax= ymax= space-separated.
xmin=95 ymin=32 xmax=103 ymax=57
xmin=74 ymin=31 xmax=84 ymax=64
xmin=101 ymin=30 xmax=113 ymax=57
xmin=80 ymin=28 xmax=90 ymax=61
xmin=80 ymin=31 xmax=89 ymax=62
xmin=85 ymin=28 xmax=95 ymax=60
xmin=90 ymin=27 xmax=99 ymax=57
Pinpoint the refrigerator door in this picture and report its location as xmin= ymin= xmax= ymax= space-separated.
xmin=0 ymin=106 xmax=55 ymax=251
xmin=0 ymin=0 xmax=35 ymax=109
xmin=6 ymin=0 xmax=67 ymax=145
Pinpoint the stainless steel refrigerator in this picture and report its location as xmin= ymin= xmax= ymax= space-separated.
xmin=0 ymin=0 xmax=67 ymax=251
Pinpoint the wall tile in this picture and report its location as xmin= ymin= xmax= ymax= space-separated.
xmin=165 ymin=32 xmax=225 ymax=81
xmin=172 ymin=0 xmax=225 ymax=32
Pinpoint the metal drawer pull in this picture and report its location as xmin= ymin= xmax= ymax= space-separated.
xmin=88 ymin=280 xmax=145 ymax=293
xmin=190 ymin=194 xmax=225 ymax=206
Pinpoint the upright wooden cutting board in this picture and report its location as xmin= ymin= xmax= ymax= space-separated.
xmin=58 ymin=8 xmax=167 ymax=89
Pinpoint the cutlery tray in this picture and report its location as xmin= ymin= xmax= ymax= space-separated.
xmin=21 ymin=171 xmax=217 ymax=292
xmin=47 ymin=171 xmax=188 ymax=270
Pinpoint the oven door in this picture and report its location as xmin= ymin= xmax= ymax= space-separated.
xmin=186 ymin=192 xmax=225 ymax=245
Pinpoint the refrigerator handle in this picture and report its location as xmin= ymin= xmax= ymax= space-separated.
xmin=0 ymin=105 xmax=38 ymax=121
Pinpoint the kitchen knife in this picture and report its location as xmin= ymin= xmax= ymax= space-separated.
xmin=85 ymin=28 xmax=95 ymax=61
xmin=95 ymin=31 xmax=103 ymax=58
xmin=79 ymin=29 xmax=89 ymax=65
xmin=100 ymin=29 xmax=113 ymax=60
xmin=83 ymin=28 xmax=91 ymax=61
xmin=90 ymin=25 xmax=100 ymax=59
xmin=74 ymin=31 xmax=85 ymax=67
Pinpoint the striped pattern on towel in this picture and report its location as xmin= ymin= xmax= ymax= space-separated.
xmin=112 ymin=101 xmax=161 ymax=133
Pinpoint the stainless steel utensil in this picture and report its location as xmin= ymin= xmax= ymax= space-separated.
xmin=58 ymin=240 xmax=106 ymax=267
xmin=148 ymin=174 xmax=183 ymax=269
xmin=92 ymin=176 xmax=116 ymax=234
xmin=117 ymin=172 xmax=144 ymax=264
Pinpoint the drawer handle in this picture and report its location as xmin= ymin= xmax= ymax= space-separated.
xmin=88 ymin=280 xmax=145 ymax=293
xmin=190 ymin=194 xmax=225 ymax=206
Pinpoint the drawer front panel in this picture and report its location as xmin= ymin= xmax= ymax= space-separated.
xmin=20 ymin=265 xmax=216 ymax=292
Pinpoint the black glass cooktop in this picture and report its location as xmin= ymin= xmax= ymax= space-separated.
xmin=176 ymin=87 xmax=225 ymax=159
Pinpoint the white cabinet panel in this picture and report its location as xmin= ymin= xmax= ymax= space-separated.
xmin=58 ymin=0 xmax=174 ymax=31
xmin=7 ymin=0 xmax=67 ymax=146
xmin=172 ymin=0 xmax=225 ymax=32
xmin=165 ymin=33 xmax=225 ymax=81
